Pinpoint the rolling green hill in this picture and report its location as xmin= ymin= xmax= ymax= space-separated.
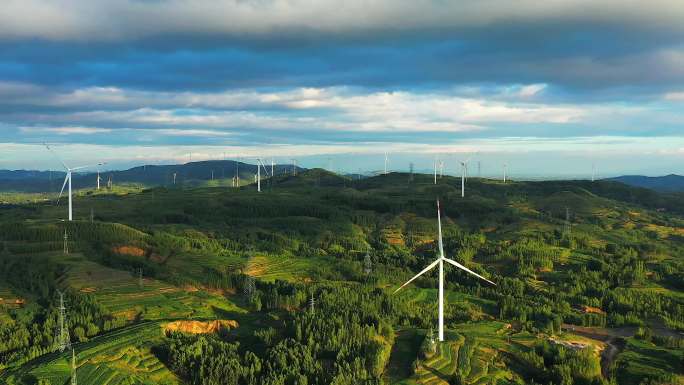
xmin=0 ymin=173 xmax=682 ymax=385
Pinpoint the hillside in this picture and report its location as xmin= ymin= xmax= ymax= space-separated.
xmin=608 ymin=174 xmax=684 ymax=192
xmin=0 ymin=173 xmax=682 ymax=385
xmin=0 ymin=160 xmax=305 ymax=192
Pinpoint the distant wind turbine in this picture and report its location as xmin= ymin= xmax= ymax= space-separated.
xmin=503 ymin=163 xmax=508 ymax=183
xmin=384 ymin=152 xmax=389 ymax=174
xmin=394 ymin=200 xmax=495 ymax=341
xmin=256 ymin=158 xmax=271 ymax=192
xmin=433 ymin=157 xmax=438 ymax=185
xmin=290 ymin=159 xmax=297 ymax=176
xmin=45 ymin=144 xmax=104 ymax=221
xmin=459 ymin=156 xmax=473 ymax=198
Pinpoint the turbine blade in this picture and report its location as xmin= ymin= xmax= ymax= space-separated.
xmin=58 ymin=173 xmax=69 ymax=204
xmin=393 ymin=259 xmax=440 ymax=293
xmin=44 ymin=143 xmax=69 ymax=170
xmin=443 ymin=257 xmax=496 ymax=286
xmin=437 ymin=200 xmax=445 ymax=259
xmin=70 ymin=162 xmax=105 ymax=171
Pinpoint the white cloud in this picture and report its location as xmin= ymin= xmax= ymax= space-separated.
xmin=3 ymin=85 xmax=588 ymax=133
xmin=20 ymin=126 xmax=112 ymax=135
xmin=664 ymin=91 xmax=684 ymax=101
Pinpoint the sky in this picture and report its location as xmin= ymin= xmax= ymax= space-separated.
xmin=1 ymin=0 xmax=684 ymax=177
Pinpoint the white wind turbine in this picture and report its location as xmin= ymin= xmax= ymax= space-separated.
xmin=459 ymin=157 xmax=472 ymax=198
xmin=433 ymin=156 xmax=438 ymax=185
xmin=384 ymin=152 xmax=389 ymax=174
xmin=256 ymin=158 xmax=271 ymax=192
xmin=394 ymin=200 xmax=495 ymax=341
xmin=45 ymin=144 xmax=104 ymax=221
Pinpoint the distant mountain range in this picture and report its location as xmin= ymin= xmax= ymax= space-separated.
xmin=0 ymin=160 xmax=305 ymax=193
xmin=2 ymin=162 xmax=683 ymax=195
xmin=606 ymin=174 xmax=684 ymax=192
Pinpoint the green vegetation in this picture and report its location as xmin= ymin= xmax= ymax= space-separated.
xmin=0 ymin=171 xmax=682 ymax=384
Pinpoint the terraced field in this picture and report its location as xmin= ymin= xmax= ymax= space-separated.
xmin=59 ymin=256 xmax=243 ymax=320
xmin=3 ymin=321 xmax=179 ymax=385
xmin=390 ymin=322 xmax=530 ymax=385
xmin=413 ymin=332 xmax=464 ymax=385
xmin=244 ymin=254 xmax=312 ymax=282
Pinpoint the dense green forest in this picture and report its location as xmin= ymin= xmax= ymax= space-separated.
xmin=0 ymin=170 xmax=682 ymax=385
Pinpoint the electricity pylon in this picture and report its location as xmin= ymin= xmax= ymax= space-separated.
xmin=243 ymin=276 xmax=256 ymax=299
xmin=309 ymin=292 xmax=315 ymax=315
xmin=63 ymin=229 xmax=69 ymax=255
xmin=564 ymin=207 xmax=572 ymax=236
xmin=364 ymin=253 xmax=372 ymax=276
xmin=55 ymin=291 xmax=71 ymax=352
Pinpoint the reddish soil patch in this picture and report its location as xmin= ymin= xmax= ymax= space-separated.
xmin=112 ymin=245 xmax=146 ymax=257
xmin=583 ymin=306 xmax=606 ymax=315
xmin=164 ymin=320 xmax=239 ymax=334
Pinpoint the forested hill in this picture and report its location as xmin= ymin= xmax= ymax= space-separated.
xmin=1 ymin=171 xmax=683 ymax=385
xmin=608 ymin=174 xmax=684 ymax=192
xmin=0 ymin=160 xmax=305 ymax=192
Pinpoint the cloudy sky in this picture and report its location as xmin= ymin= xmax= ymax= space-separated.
xmin=1 ymin=0 xmax=684 ymax=177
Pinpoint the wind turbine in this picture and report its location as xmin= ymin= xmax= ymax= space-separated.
xmin=290 ymin=159 xmax=297 ymax=176
xmin=255 ymin=158 xmax=271 ymax=192
xmin=459 ymin=157 xmax=472 ymax=198
xmin=96 ymin=170 xmax=102 ymax=190
xmin=503 ymin=163 xmax=508 ymax=183
xmin=591 ymin=163 xmax=596 ymax=182
xmin=433 ymin=157 xmax=438 ymax=185
xmin=384 ymin=152 xmax=389 ymax=174
xmin=394 ymin=200 xmax=495 ymax=341
xmin=45 ymin=144 xmax=103 ymax=221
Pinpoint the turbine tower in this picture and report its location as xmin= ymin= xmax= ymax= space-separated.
xmin=384 ymin=152 xmax=389 ymax=174
xmin=394 ymin=200 xmax=495 ymax=341
xmin=591 ymin=163 xmax=596 ymax=182
xmin=290 ymin=159 xmax=297 ymax=176
xmin=433 ymin=157 xmax=438 ymax=185
xmin=459 ymin=156 xmax=473 ymax=198
xmin=256 ymin=158 xmax=271 ymax=192
xmin=45 ymin=144 xmax=104 ymax=221
xmin=503 ymin=163 xmax=508 ymax=183
xmin=96 ymin=170 xmax=101 ymax=190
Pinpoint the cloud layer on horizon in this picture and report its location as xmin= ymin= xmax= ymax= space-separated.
xmin=1 ymin=1 xmax=684 ymax=174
